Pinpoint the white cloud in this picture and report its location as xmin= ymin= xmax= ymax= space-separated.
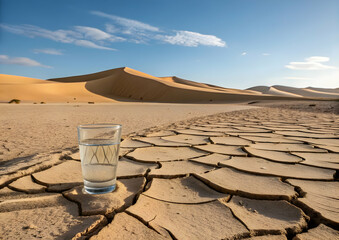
xmin=74 ymin=26 xmax=125 ymax=42
xmin=1 ymin=13 xmax=226 ymax=50
xmin=285 ymin=56 xmax=336 ymax=70
xmin=0 ymin=24 xmax=80 ymax=43
xmin=262 ymin=53 xmax=270 ymax=56
xmin=33 ymin=48 xmax=63 ymax=55
xmin=93 ymin=12 xmax=227 ymax=48
xmin=74 ymin=26 xmax=111 ymax=40
xmin=305 ymin=56 xmax=329 ymax=62
xmin=241 ymin=52 xmax=247 ymax=56
xmin=160 ymin=31 xmax=226 ymax=47
xmin=0 ymin=55 xmax=51 ymax=68
xmin=74 ymin=40 xmax=116 ymax=50
xmin=91 ymin=11 xmax=160 ymax=33
xmin=105 ymin=23 xmax=119 ymax=33
xmin=0 ymin=24 xmax=117 ymax=51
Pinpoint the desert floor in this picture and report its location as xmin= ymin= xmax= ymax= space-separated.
xmin=0 ymin=101 xmax=338 ymax=239
xmin=0 ymin=102 xmax=256 ymax=162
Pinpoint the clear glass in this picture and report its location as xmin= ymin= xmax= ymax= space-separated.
xmin=77 ymin=124 xmax=122 ymax=194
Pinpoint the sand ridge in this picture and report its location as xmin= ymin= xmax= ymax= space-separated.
xmin=248 ymin=85 xmax=339 ymax=99
xmin=2 ymin=67 xmax=337 ymax=103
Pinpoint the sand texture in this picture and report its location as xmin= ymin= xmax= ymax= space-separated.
xmin=2 ymin=67 xmax=337 ymax=104
xmin=0 ymin=106 xmax=338 ymax=239
xmin=0 ymin=103 xmax=255 ymax=162
xmin=248 ymin=85 xmax=339 ymax=99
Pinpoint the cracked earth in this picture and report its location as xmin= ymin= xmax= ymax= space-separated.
xmin=0 ymin=107 xmax=338 ymax=239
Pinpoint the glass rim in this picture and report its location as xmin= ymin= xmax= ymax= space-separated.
xmin=77 ymin=123 xmax=122 ymax=129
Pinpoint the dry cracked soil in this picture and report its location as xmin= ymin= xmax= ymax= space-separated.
xmin=0 ymin=107 xmax=338 ymax=239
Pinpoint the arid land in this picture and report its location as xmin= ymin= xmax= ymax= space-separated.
xmin=0 ymin=68 xmax=338 ymax=239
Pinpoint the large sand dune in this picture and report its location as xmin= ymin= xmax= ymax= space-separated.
xmin=0 ymin=74 xmax=113 ymax=102
xmin=248 ymin=85 xmax=339 ymax=99
xmin=1 ymin=67 xmax=338 ymax=103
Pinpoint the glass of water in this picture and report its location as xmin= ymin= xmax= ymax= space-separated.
xmin=77 ymin=124 xmax=122 ymax=194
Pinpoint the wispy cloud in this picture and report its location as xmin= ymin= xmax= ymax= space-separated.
xmin=159 ymin=31 xmax=226 ymax=47
xmin=74 ymin=40 xmax=116 ymax=50
xmin=91 ymin=11 xmax=160 ymax=33
xmin=74 ymin=26 xmax=125 ymax=42
xmin=285 ymin=56 xmax=336 ymax=70
xmin=0 ymin=55 xmax=51 ymax=68
xmin=33 ymin=48 xmax=63 ymax=55
xmin=0 ymin=24 xmax=117 ymax=51
xmin=92 ymin=11 xmax=226 ymax=47
xmin=0 ymin=24 xmax=79 ymax=43
xmin=241 ymin=52 xmax=247 ymax=56
xmin=1 ymin=12 xmax=226 ymax=50
xmin=262 ymin=53 xmax=270 ymax=56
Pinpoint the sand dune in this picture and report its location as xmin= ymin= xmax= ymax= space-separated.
xmin=264 ymin=87 xmax=303 ymax=97
xmin=306 ymin=87 xmax=339 ymax=94
xmin=248 ymin=85 xmax=339 ymax=99
xmin=50 ymin=67 xmax=311 ymax=102
xmin=0 ymin=74 xmax=113 ymax=102
xmin=1 ymin=67 xmax=337 ymax=103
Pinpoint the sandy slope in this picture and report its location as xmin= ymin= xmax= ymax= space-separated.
xmin=248 ymin=85 xmax=339 ymax=99
xmin=1 ymin=67 xmax=337 ymax=103
xmin=0 ymin=74 xmax=114 ymax=102
xmin=0 ymin=68 xmax=304 ymax=103
xmin=50 ymin=67 xmax=272 ymax=102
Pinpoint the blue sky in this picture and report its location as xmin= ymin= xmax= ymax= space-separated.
xmin=0 ymin=0 xmax=338 ymax=89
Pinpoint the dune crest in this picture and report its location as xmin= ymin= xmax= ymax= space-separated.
xmin=248 ymin=85 xmax=339 ymax=99
xmin=1 ymin=68 xmax=338 ymax=103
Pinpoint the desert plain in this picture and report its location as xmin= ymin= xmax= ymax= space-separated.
xmin=0 ymin=68 xmax=338 ymax=239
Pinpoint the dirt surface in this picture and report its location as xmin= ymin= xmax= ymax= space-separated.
xmin=0 ymin=102 xmax=255 ymax=162
xmin=252 ymin=100 xmax=339 ymax=114
xmin=1 ymin=107 xmax=338 ymax=239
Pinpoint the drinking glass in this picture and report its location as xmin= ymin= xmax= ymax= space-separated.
xmin=77 ymin=124 xmax=122 ymax=194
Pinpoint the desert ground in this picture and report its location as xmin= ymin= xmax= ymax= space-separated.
xmin=0 ymin=69 xmax=338 ymax=239
xmin=0 ymin=102 xmax=256 ymax=162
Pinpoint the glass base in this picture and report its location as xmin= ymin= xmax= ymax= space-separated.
xmin=84 ymin=184 xmax=116 ymax=194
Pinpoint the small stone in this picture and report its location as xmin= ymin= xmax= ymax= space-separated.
xmin=27 ymin=224 xmax=37 ymax=229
